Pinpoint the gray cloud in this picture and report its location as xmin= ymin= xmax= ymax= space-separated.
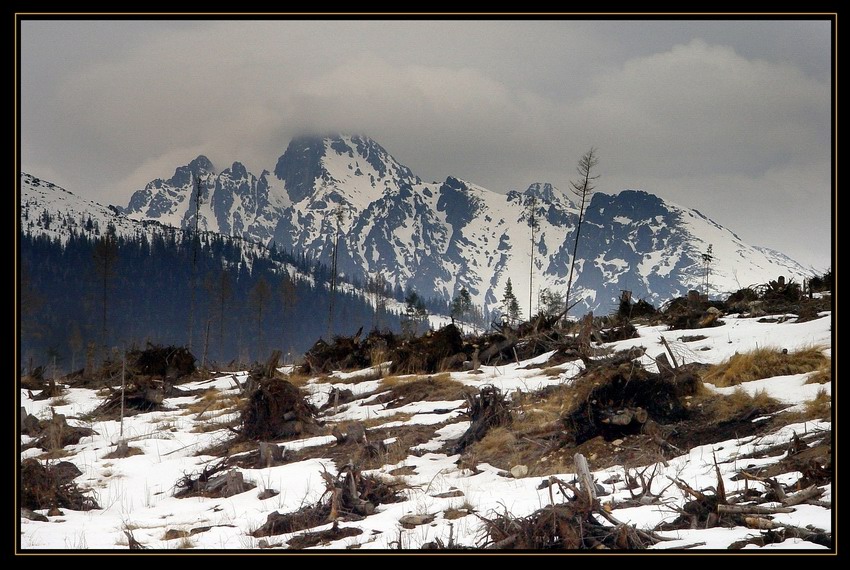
xmin=20 ymin=18 xmax=833 ymax=270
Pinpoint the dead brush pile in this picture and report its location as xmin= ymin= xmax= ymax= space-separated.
xmin=252 ymin=463 xmax=403 ymax=539
xmin=479 ymin=475 xmax=661 ymax=550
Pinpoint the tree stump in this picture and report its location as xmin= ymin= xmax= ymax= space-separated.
xmin=258 ymin=442 xmax=285 ymax=468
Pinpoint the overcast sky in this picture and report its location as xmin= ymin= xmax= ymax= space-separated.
xmin=19 ymin=17 xmax=833 ymax=270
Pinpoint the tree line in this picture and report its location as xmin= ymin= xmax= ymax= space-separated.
xmin=19 ymin=227 xmax=402 ymax=373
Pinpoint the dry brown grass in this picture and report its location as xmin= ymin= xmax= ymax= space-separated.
xmin=361 ymin=412 xmax=414 ymax=429
xmin=183 ymin=388 xmax=244 ymax=416
xmin=774 ymin=388 xmax=831 ymax=426
xmin=461 ymin=383 xmax=587 ymax=476
xmin=702 ymin=346 xmax=828 ymax=387
xmin=698 ymin=388 xmax=782 ymax=423
xmin=804 ymin=359 xmax=832 ymax=385
xmin=376 ymin=373 xmax=474 ymax=407
xmin=283 ymin=373 xmax=315 ymax=388
xmin=102 ymin=445 xmax=144 ymax=459
xmin=443 ymin=506 xmax=474 ymax=520
xmin=803 ymin=388 xmax=832 ymax=420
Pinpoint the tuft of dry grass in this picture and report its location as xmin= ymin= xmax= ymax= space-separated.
xmin=443 ymin=506 xmax=473 ymax=520
xmin=49 ymin=396 xmax=70 ymax=407
xmin=183 ymin=388 xmax=244 ymax=416
xmin=803 ymin=388 xmax=831 ymax=420
xmin=282 ymin=373 xmax=314 ymax=388
xmin=804 ymin=359 xmax=831 ymax=385
xmin=702 ymin=346 xmax=828 ymax=387
xmin=702 ymin=388 xmax=782 ymax=423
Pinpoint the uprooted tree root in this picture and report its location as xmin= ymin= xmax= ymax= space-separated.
xmin=66 ymin=343 xmax=197 ymax=389
xmin=478 ymin=476 xmax=664 ymax=550
xmin=21 ymin=458 xmax=99 ymax=511
xmin=252 ymin=463 xmax=404 ymax=539
xmin=89 ymin=376 xmax=174 ymax=420
xmin=451 ymin=385 xmax=512 ymax=454
xmin=563 ymin=361 xmax=699 ymax=444
xmin=174 ymin=459 xmax=256 ymax=499
xmin=240 ymin=377 xmax=322 ymax=441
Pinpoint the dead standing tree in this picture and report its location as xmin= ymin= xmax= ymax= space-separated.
xmin=562 ymin=147 xmax=599 ymax=324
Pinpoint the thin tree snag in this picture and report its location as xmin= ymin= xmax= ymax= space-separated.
xmin=781 ymin=485 xmax=824 ymax=507
xmin=717 ymin=504 xmax=795 ymax=515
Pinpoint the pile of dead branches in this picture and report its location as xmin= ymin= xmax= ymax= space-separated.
xmin=129 ymin=344 xmax=196 ymax=378
xmin=301 ymin=329 xmax=400 ymax=374
xmin=661 ymin=294 xmax=726 ymax=330
xmin=389 ymin=324 xmax=465 ymax=374
xmin=90 ymin=376 xmax=170 ymax=419
xmin=252 ymin=463 xmax=403 ymax=539
xmin=655 ymin=443 xmax=832 ymax=549
xmin=66 ymin=343 xmax=197 ymax=389
xmin=479 ymin=457 xmax=665 ymax=550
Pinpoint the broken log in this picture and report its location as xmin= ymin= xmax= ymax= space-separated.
xmin=781 ymin=485 xmax=824 ymax=507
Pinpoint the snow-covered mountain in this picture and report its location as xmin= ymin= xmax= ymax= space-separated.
xmin=85 ymin=134 xmax=817 ymax=314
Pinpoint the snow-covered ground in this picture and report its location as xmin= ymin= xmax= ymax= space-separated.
xmin=19 ymin=311 xmax=833 ymax=551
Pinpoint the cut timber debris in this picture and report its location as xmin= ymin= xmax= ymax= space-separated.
xmin=90 ymin=375 xmax=169 ymax=419
xmin=389 ymin=324 xmax=464 ymax=374
xmin=174 ymin=461 xmax=256 ymax=499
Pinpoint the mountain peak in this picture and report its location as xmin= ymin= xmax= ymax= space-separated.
xmin=273 ymin=133 xmax=420 ymax=204
xmin=188 ymin=155 xmax=215 ymax=174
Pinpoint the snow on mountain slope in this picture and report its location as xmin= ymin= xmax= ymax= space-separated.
xmin=106 ymin=134 xmax=818 ymax=315
xmin=21 ymin=172 xmax=153 ymax=243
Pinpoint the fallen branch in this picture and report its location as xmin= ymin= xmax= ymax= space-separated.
xmin=487 ymin=534 xmax=518 ymax=550
xmin=717 ymin=504 xmax=795 ymax=515
xmin=595 ymin=506 xmax=674 ymax=543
